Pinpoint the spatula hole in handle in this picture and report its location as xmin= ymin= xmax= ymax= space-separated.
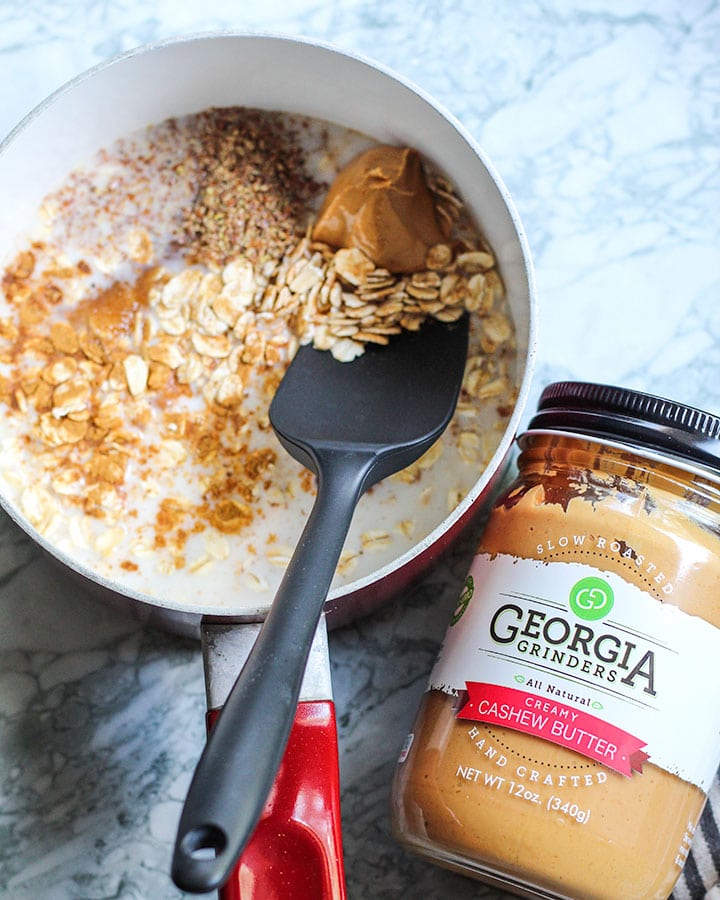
xmin=179 ymin=823 xmax=227 ymax=862
xmin=173 ymin=823 xmax=230 ymax=892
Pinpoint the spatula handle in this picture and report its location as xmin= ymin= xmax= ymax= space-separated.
xmin=172 ymin=452 xmax=372 ymax=893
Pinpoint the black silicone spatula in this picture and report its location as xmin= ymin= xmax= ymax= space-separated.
xmin=172 ymin=315 xmax=469 ymax=893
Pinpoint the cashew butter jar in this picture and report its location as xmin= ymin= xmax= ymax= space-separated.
xmin=391 ymin=382 xmax=720 ymax=899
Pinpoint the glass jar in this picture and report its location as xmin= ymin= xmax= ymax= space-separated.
xmin=391 ymin=382 xmax=720 ymax=900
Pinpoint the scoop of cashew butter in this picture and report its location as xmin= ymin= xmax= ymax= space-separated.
xmin=391 ymin=381 xmax=720 ymax=899
xmin=312 ymin=145 xmax=448 ymax=273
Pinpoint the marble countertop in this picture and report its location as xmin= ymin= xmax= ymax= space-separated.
xmin=1 ymin=2 xmax=718 ymax=898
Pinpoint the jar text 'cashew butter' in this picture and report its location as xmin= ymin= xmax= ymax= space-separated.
xmin=391 ymin=382 xmax=720 ymax=899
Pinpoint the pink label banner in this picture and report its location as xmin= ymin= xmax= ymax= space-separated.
xmin=457 ymin=682 xmax=649 ymax=777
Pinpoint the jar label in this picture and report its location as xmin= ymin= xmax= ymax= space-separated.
xmin=429 ymin=553 xmax=720 ymax=791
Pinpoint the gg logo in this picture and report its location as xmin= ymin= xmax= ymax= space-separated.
xmin=569 ymin=576 xmax=614 ymax=620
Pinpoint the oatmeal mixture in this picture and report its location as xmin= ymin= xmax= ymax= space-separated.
xmin=0 ymin=108 xmax=517 ymax=610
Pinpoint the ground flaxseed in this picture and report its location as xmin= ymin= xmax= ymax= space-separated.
xmin=181 ymin=108 xmax=324 ymax=268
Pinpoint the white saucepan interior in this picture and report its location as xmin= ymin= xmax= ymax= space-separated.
xmin=0 ymin=34 xmax=536 ymax=630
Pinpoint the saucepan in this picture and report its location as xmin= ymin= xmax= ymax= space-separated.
xmin=0 ymin=33 xmax=537 ymax=897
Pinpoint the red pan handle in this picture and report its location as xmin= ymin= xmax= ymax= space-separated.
xmin=207 ymin=700 xmax=347 ymax=900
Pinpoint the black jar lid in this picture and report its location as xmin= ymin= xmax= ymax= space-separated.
xmin=528 ymin=382 xmax=720 ymax=472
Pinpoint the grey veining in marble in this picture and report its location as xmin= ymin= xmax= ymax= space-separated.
xmin=1 ymin=1 xmax=719 ymax=898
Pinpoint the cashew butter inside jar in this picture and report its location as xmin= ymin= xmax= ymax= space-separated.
xmin=391 ymin=382 xmax=720 ymax=899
